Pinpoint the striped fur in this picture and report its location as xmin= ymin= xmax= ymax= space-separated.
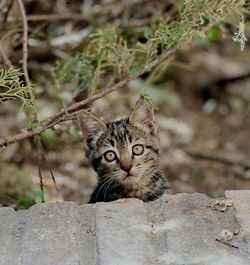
xmin=78 ymin=97 xmax=169 ymax=203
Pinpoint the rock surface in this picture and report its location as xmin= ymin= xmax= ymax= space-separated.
xmin=0 ymin=191 xmax=250 ymax=265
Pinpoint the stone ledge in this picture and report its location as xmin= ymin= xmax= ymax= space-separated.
xmin=225 ymin=190 xmax=250 ymax=242
xmin=0 ymin=191 xmax=250 ymax=265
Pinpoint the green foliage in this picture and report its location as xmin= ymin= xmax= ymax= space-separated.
xmin=34 ymin=190 xmax=45 ymax=203
xmin=208 ymin=27 xmax=222 ymax=42
xmin=0 ymin=1 xmax=247 ymax=113
xmin=17 ymin=190 xmax=45 ymax=209
xmin=40 ymin=129 xmax=58 ymax=150
xmin=18 ymin=196 xmax=36 ymax=210
xmin=17 ymin=189 xmax=46 ymax=209
xmin=27 ymin=121 xmax=38 ymax=130
xmin=53 ymin=26 xmax=138 ymax=94
xmin=53 ymin=53 xmax=94 ymax=91
xmin=0 ymin=68 xmax=36 ymax=112
xmin=52 ymin=0 xmax=248 ymax=97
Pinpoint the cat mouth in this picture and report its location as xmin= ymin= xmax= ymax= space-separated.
xmin=123 ymin=173 xmax=135 ymax=180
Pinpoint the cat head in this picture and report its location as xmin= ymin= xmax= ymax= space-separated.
xmin=77 ymin=96 xmax=160 ymax=186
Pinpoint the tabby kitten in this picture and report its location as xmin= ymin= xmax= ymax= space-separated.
xmin=78 ymin=96 xmax=168 ymax=203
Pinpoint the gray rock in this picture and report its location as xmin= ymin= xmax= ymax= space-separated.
xmin=0 ymin=202 xmax=96 ymax=265
xmin=226 ymin=190 xmax=250 ymax=241
xmin=0 ymin=191 xmax=250 ymax=265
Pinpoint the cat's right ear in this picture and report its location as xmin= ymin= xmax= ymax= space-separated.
xmin=129 ymin=96 xmax=157 ymax=135
xmin=77 ymin=111 xmax=107 ymax=150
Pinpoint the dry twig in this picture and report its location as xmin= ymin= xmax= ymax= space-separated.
xmin=0 ymin=48 xmax=176 ymax=148
xmin=17 ymin=0 xmax=30 ymax=87
xmin=0 ymin=42 xmax=13 ymax=68
xmin=36 ymin=136 xmax=45 ymax=202
xmin=16 ymin=0 xmax=47 ymax=194
xmin=1 ymin=0 xmax=14 ymax=31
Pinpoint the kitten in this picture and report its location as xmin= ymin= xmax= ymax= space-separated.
xmin=77 ymin=96 xmax=169 ymax=203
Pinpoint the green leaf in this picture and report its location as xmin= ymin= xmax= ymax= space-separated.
xmin=0 ymin=68 xmax=36 ymax=112
xmin=18 ymin=196 xmax=36 ymax=209
xmin=41 ymin=130 xmax=57 ymax=149
xmin=27 ymin=121 xmax=38 ymax=131
xmin=208 ymin=27 xmax=221 ymax=42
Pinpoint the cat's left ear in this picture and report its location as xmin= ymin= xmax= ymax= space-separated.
xmin=129 ymin=96 xmax=157 ymax=135
xmin=77 ymin=111 xmax=107 ymax=150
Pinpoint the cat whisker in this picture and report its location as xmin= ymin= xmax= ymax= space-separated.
xmin=103 ymin=178 xmax=115 ymax=201
xmin=95 ymin=175 xmax=114 ymax=201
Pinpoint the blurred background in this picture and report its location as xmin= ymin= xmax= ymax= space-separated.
xmin=0 ymin=0 xmax=250 ymax=209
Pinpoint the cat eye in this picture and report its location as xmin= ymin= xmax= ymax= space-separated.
xmin=132 ymin=144 xmax=144 ymax=156
xmin=104 ymin=150 xmax=117 ymax=162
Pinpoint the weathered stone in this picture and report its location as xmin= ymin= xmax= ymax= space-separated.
xmin=225 ymin=190 xmax=250 ymax=241
xmin=0 ymin=207 xmax=25 ymax=265
xmin=95 ymin=199 xmax=158 ymax=265
xmin=0 ymin=191 xmax=250 ymax=265
xmin=0 ymin=202 xmax=96 ymax=265
xmin=145 ymin=193 xmax=250 ymax=265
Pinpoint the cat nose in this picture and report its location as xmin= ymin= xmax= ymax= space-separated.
xmin=120 ymin=163 xmax=132 ymax=172
xmin=120 ymin=157 xmax=133 ymax=172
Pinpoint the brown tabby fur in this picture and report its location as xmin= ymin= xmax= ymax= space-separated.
xmin=78 ymin=96 xmax=169 ymax=203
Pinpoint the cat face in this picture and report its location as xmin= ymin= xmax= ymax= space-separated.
xmin=78 ymin=96 xmax=160 ymax=187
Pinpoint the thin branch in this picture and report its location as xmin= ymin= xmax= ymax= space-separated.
xmin=1 ymin=0 xmax=14 ymax=31
xmin=48 ymin=169 xmax=59 ymax=193
xmin=17 ymin=0 xmax=31 ymax=88
xmin=0 ymin=48 xmax=176 ymax=148
xmin=36 ymin=136 xmax=45 ymax=203
xmin=187 ymin=150 xmax=250 ymax=170
xmin=42 ymin=152 xmax=59 ymax=193
xmin=17 ymin=0 xmax=38 ymax=122
xmin=13 ymin=1 xmax=45 ymax=197
xmin=0 ymin=43 xmax=13 ymax=68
